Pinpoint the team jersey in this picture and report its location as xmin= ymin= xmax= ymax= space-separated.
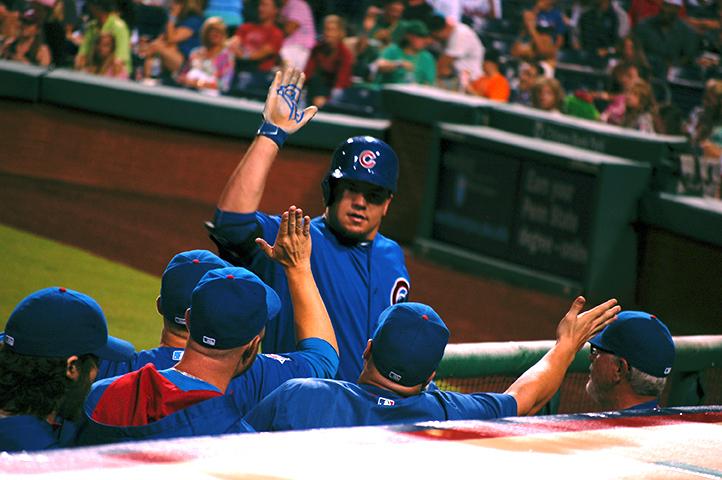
xmin=209 ymin=210 xmax=410 ymax=381
xmin=78 ymin=338 xmax=337 ymax=445
xmin=244 ymin=378 xmax=518 ymax=432
xmin=96 ymin=346 xmax=185 ymax=380
xmin=0 ymin=415 xmax=78 ymax=452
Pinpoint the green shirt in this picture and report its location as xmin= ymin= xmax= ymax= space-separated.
xmin=79 ymin=13 xmax=131 ymax=72
xmin=375 ymin=43 xmax=436 ymax=86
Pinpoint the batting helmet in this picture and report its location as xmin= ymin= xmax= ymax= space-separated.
xmin=321 ymin=136 xmax=399 ymax=206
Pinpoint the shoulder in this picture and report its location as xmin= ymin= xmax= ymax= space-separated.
xmin=373 ymin=232 xmax=405 ymax=256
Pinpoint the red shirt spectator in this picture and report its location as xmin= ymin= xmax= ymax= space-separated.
xmin=304 ymin=15 xmax=353 ymax=108
xmin=628 ymin=0 xmax=686 ymax=28
xmin=230 ymin=0 xmax=283 ymax=72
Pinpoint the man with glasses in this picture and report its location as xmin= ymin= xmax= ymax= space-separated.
xmin=206 ymin=65 xmax=410 ymax=382
xmin=586 ymin=311 xmax=676 ymax=411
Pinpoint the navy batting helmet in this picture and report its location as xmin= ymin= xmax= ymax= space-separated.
xmin=321 ymin=136 xmax=399 ymax=206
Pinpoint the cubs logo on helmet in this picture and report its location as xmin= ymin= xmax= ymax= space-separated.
xmin=358 ymin=150 xmax=377 ymax=169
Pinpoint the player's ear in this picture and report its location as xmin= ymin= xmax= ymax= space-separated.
xmin=184 ymin=308 xmax=191 ymax=328
xmin=362 ymin=339 xmax=372 ymax=360
xmin=382 ymin=194 xmax=393 ymax=216
xmin=156 ymin=296 xmax=163 ymax=316
xmin=66 ymin=355 xmax=81 ymax=381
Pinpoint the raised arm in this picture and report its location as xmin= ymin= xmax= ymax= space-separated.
xmin=505 ymin=296 xmax=620 ymax=416
xmin=256 ymin=206 xmax=337 ymax=354
xmin=217 ymin=66 xmax=318 ymax=214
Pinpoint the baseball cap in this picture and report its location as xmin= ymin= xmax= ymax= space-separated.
xmin=402 ymin=20 xmax=429 ymax=37
xmin=3 ymin=287 xmax=134 ymax=361
xmin=371 ymin=302 xmax=450 ymax=387
xmin=589 ymin=311 xmax=675 ymax=377
xmin=160 ymin=250 xmax=231 ymax=326
xmin=188 ymin=267 xmax=280 ymax=350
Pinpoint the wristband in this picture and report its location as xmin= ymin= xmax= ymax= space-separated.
xmin=256 ymin=120 xmax=288 ymax=148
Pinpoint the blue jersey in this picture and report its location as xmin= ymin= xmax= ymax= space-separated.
xmin=0 ymin=415 xmax=78 ymax=452
xmin=96 ymin=346 xmax=185 ymax=380
xmin=244 ymin=378 xmax=518 ymax=432
xmin=209 ymin=210 xmax=410 ymax=381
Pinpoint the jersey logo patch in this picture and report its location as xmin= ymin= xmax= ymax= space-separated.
xmin=266 ymin=354 xmax=291 ymax=364
xmin=172 ymin=350 xmax=184 ymax=361
xmin=390 ymin=277 xmax=410 ymax=305
xmin=358 ymin=150 xmax=377 ymax=169
xmin=378 ymin=397 xmax=395 ymax=406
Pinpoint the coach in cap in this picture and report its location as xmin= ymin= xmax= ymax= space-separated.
xmin=245 ymin=296 xmax=620 ymax=431
xmin=78 ymin=206 xmax=339 ymax=444
xmin=0 ymin=288 xmax=134 ymax=452
xmin=586 ymin=311 xmax=675 ymax=411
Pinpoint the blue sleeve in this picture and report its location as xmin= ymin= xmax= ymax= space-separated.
xmin=436 ymin=391 xmax=518 ymax=420
xmin=243 ymin=381 xmax=295 ymax=432
xmin=178 ymin=15 xmax=202 ymax=32
xmin=287 ymin=337 xmax=339 ymax=379
xmin=207 ymin=209 xmax=281 ymax=267
xmin=95 ymin=357 xmax=133 ymax=381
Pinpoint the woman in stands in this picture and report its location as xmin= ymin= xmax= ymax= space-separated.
xmin=531 ymin=76 xmax=565 ymax=113
xmin=619 ymin=79 xmax=659 ymax=133
xmin=0 ymin=8 xmax=51 ymax=66
xmin=178 ymin=17 xmax=234 ymax=94
xmin=141 ymin=0 xmax=204 ymax=79
xmin=83 ymin=32 xmax=128 ymax=79
xmin=303 ymin=15 xmax=353 ymax=109
xmin=599 ymin=61 xmax=642 ymax=125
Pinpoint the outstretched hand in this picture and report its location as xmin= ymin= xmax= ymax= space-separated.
xmin=556 ymin=296 xmax=621 ymax=351
xmin=256 ymin=206 xmax=312 ymax=269
xmin=263 ymin=66 xmax=318 ymax=134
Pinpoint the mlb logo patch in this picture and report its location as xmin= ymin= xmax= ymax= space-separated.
xmin=266 ymin=354 xmax=290 ymax=364
xmin=378 ymin=397 xmax=395 ymax=406
xmin=202 ymin=336 xmax=216 ymax=346
xmin=388 ymin=371 xmax=402 ymax=382
xmin=5 ymin=335 xmax=14 ymax=346
xmin=172 ymin=350 xmax=184 ymax=361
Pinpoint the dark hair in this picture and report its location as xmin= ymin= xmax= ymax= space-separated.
xmin=427 ymin=14 xmax=446 ymax=32
xmin=0 ymin=347 xmax=97 ymax=418
xmin=86 ymin=0 xmax=117 ymax=13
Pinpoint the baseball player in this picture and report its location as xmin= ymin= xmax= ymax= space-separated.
xmin=244 ymin=297 xmax=621 ymax=431
xmin=207 ymin=65 xmax=410 ymax=381
xmin=0 ymin=288 xmax=134 ymax=452
xmin=78 ymin=207 xmax=340 ymax=444
xmin=586 ymin=311 xmax=675 ymax=411
xmin=96 ymin=250 xmax=232 ymax=380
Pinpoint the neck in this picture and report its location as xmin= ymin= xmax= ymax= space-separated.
xmin=159 ymin=326 xmax=188 ymax=348
xmin=98 ymin=12 xmax=110 ymax=23
xmin=173 ymin=350 xmax=235 ymax=393
xmin=595 ymin=384 xmax=657 ymax=411
xmin=358 ymin=363 xmax=425 ymax=398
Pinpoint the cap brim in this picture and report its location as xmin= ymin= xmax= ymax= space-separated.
xmin=92 ymin=335 xmax=135 ymax=361
xmin=588 ymin=331 xmax=605 ymax=349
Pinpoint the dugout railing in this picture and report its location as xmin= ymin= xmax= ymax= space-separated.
xmin=436 ymin=335 xmax=722 ymax=415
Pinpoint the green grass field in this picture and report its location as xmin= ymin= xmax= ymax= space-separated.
xmin=0 ymin=224 xmax=160 ymax=350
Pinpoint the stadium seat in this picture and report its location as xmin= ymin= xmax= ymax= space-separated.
xmin=322 ymin=86 xmax=385 ymax=118
xmin=230 ymin=70 xmax=275 ymax=101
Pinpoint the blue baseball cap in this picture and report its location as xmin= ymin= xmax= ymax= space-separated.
xmin=189 ymin=267 xmax=281 ymax=350
xmin=3 ymin=287 xmax=135 ymax=361
xmin=371 ymin=302 xmax=450 ymax=387
xmin=160 ymin=250 xmax=231 ymax=326
xmin=589 ymin=311 xmax=675 ymax=377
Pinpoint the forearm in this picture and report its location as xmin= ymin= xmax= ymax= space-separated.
xmin=285 ymin=267 xmax=338 ymax=354
xmin=217 ymin=135 xmax=279 ymax=213
xmin=504 ymin=341 xmax=577 ymax=416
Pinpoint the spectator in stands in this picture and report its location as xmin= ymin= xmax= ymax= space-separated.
xmin=140 ymin=0 xmax=203 ymax=79
xmin=611 ymin=35 xmax=652 ymax=79
xmin=0 ymin=287 xmax=134 ymax=451
xmin=635 ymin=0 xmax=700 ymax=69
xmin=204 ymin=0 xmax=242 ymax=34
xmin=228 ymin=0 xmax=283 ymax=73
xmin=564 ymin=89 xmax=601 ymax=120
xmin=687 ymin=78 xmax=722 ymax=158
xmin=628 ymin=0 xmax=686 ymax=29
xmin=403 ymin=0 xmax=435 ymax=26
xmin=577 ymin=0 xmax=622 ymax=59
xmin=304 ymin=14 xmax=353 ymax=109
xmin=586 ymin=311 xmax=675 ymax=411
xmin=511 ymin=3 xmax=559 ymax=76
xmin=619 ymin=78 xmax=659 ymax=132
xmin=510 ymin=61 xmax=543 ymax=106
xmin=531 ymin=76 xmax=565 ymax=113
xmin=43 ymin=0 xmax=81 ymax=68
xmin=525 ymin=0 xmax=566 ymax=49
xmin=278 ymin=0 xmax=315 ymax=69
xmin=428 ymin=14 xmax=484 ymax=91
xmin=428 ymin=0 xmax=461 ymax=22
xmin=461 ymin=0 xmax=503 ymax=33
xmin=178 ymin=17 xmax=234 ymax=94
xmin=0 ymin=8 xmax=50 ymax=65
xmin=569 ymin=0 xmax=629 ymax=51
xmin=83 ymin=32 xmax=128 ymax=78
xmin=75 ymin=0 xmax=130 ymax=72
xmin=375 ymin=19 xmax=435 ymax=86
xmin=599 ymin=61 xmax=642 ymax=125
xmin=245 ymin=297 xmax=620 ymax=431
xmin=364 ymin=0 xmax=405 ymax=47
xmin=79 ymin=207 xmax=340 ymax=444
xmin=467 ymin=48 xmax=510 ymax=101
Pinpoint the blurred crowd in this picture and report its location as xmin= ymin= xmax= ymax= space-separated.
xmin=1 ymin=0 xmax=721 ymax=193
